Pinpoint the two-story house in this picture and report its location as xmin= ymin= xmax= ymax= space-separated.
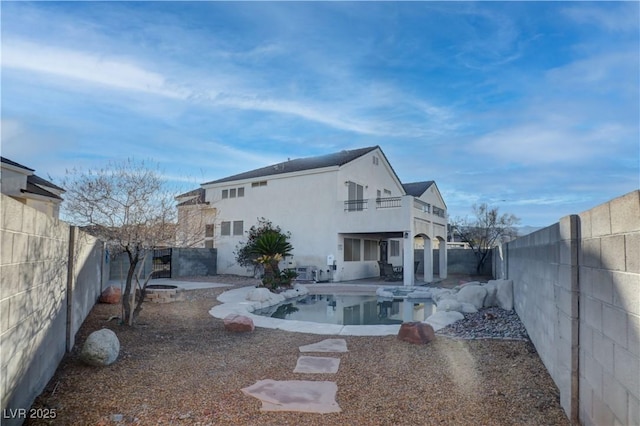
xmin=176 ymin=146 xmax=447 ymax=286
xmin=0 ymin=157 xmax=65 ymax=218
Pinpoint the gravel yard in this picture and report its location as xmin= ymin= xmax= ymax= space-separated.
xmin=28 ymin=276 xmax=569 ymax=425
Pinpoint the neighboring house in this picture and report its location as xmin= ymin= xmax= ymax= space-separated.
xmin=176 ymin=146 xmax=447 ymax=285
xmin=175 ymin=188 xmax=217 ymax=248
xmin=0 ymin=157 xmax=65 ymax=218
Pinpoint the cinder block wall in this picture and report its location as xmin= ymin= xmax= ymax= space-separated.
xmin=171 ymin=248 xmax=217 ymax=278
xmin=494 ymin=190 xmax=639 ymax=425
xmin=577 ymin=191 xmax=639 ymax=426
xmin=0 ymin=195 xmax=105 ymax=425
xmin=1 ymin=195 xmax=69 ymax=425
xmin=414 ymin=248 xmax=492 ymax=276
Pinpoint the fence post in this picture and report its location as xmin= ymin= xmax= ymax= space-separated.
xmin=65 ymin=226 xmax=77 ymax=352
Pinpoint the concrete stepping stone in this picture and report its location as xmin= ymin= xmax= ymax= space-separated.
xmin=293 ymin=356 xmax=341 ymax=374
xmin=241 ymin=379 xmax=341 ymax=413
xmin=299 ymin=338 xmax=348 ymax=353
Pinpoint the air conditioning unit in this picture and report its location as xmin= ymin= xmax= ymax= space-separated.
xmin=295 ymin=266 xmax=315 ymax=281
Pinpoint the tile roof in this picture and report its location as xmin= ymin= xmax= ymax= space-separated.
xmin=402 ymin=181 xmax=435 ymax=197
xmin=203 ymin=146 xmax=379 ymax=185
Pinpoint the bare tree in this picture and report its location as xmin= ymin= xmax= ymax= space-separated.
xmin=63 ymin=159 xmax=176 ymax=325
xmin=450 ymin=203 xmax=520 ymax=274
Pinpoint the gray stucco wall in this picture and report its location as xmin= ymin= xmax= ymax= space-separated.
xmin=1 ymin=195 xmax=105 ymax=425
xmin=494 ymin=190 xmax=639 ymax=425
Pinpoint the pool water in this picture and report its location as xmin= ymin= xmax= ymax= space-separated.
xmin=253 ymin=294 xmax=436 ymax=326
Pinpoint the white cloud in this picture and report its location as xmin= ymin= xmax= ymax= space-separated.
xmin=562 ymin=3 xmax=640 ymax=33
xmin=2 ymin=40 xmax=187 ymax=99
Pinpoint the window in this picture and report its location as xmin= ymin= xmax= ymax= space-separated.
xmin=376 ymin=189 xmax=381 ymax=199
xmin=204 ymin=240 xmax=214 ymax=248
xmin=221 ymin=221 xmax=231 ymax=236
xmin=390 ymin=240 xmax=400 ymax=257
xmin=364 ymin=240 xmax=378 ymax=261
xmin=347 ymin=181 xmax=364 ymax=211
xmin=222 ymin=187 xmax=244 ymax=198
xmin=251 ymin=181 xmax=267 ymax=187
xmin=372 ymin=156 xmax=379 ymax=165
xmin=344 ymin=238 xmax=361 ymax=261
xmin=233 ymin=220 xmax=244 ymax=236
xmin=205 ymin=224 xmax=214 ymax=238
xmin=384 ymin=189 xmax=392 ymax=196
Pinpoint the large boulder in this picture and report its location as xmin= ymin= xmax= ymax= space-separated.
xmin=80 ymin=329 xmax=120 ymax=366
xmin=246 ymin=287 xmax=285 ymax=306
xmin=425 ymin=311 xmax=464 ymax=331
xmin=397 ymin=322 xmax=436 ymax=344
xmin=482 ymin=282 xmax=498 ymax=307
xmin=99 ymin=286 xmax=121 ymax=304
xmin=496 ymin=279 xmax=514 ymax=311
xmin=224 ymin=314 xmax=255 ymax=332
xmin=456 ymin=285 xmax=487 ymax=310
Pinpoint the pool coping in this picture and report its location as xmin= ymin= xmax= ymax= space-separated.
xmin=209 ymin=285 xmax=405 ymax=336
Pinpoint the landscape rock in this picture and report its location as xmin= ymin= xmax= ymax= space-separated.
xmin=425 ymin=311 xmax=464 ymax=331
xmin=460 ymin=303 xmax=479 ymax=313
xmin=482 ymin=282 xmax=498 ymax=307
xmin=496 ymin=279 xmax=514 ymax=311
xmin=246 ymin=287 xmax=285 ymax=305
xmin=99 ymin=286 xmax=121 ymax=304
xmin=431 ymin=288 xmax=454 ymax=302
xmin=80 ymin=329 xmax=120 ymax=366
xmin=436 ymin=299 xmax=462 ymax=312
xmin=397 ymin=322 xmax=436 ymax=344
xmin=224 ymin=314 xmax=255 ymax=332
xmin=456 ymin=285 xmax=487 ymax=309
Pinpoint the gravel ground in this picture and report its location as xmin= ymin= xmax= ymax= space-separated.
xmin=27 ymin=275 xmax=569 ymax=426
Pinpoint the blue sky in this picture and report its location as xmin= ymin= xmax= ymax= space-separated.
xmin=2 ymin=1 xmax=638 ymax=227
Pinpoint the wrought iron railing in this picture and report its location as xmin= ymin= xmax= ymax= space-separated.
xmin=344 ymin=199 xmax=368 ymax=211
xmin=376 ymin=196 xmax=402 ymax=209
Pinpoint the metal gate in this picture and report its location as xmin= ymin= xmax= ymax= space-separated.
xmin=152 ymin=248 xmax=172 ymax=278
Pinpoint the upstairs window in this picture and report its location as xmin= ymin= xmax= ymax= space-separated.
xmin=347 ymin=181 xmax=364 ymax=211
xmin=222 ymin=189 xmax=228 ymax=199
xmin=251 ymin=181 xmax=267 ymax=187
xmin=205 ymin=224 xmax=215 ymax=238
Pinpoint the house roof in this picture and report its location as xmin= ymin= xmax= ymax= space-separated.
xmin=203 ymin=146 xmax=379 ymax=185
xmin=176 ymin=188 xmax=208 ymax=207
xmin=1 ymin=156 xmax=35 ymax=172
xmin=22 ymin=182 xmax=63 ymax=200
xmin=402 ymin=181 xmax=435 ymax=197
xmin=28 ymin=174 xmax=65 ymax=192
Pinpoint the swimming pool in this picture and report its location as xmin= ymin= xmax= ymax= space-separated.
xmin=252 ymin=293 xmax=436 ymax=326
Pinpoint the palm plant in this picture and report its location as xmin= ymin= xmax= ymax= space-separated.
xmin=251 ymin=231 xmax=293 ymax=288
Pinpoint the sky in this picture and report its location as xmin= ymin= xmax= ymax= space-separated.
xmin=1 ymin=1 xmax=638 ymax=227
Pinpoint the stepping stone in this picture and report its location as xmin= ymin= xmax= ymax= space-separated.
xmin=293 ymin=356 xmax=340 ymax=374
xmin=241 ymin=379 xmax=341 ymax=413
xmin=299 ymin=338 xmax=348 ymax=353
